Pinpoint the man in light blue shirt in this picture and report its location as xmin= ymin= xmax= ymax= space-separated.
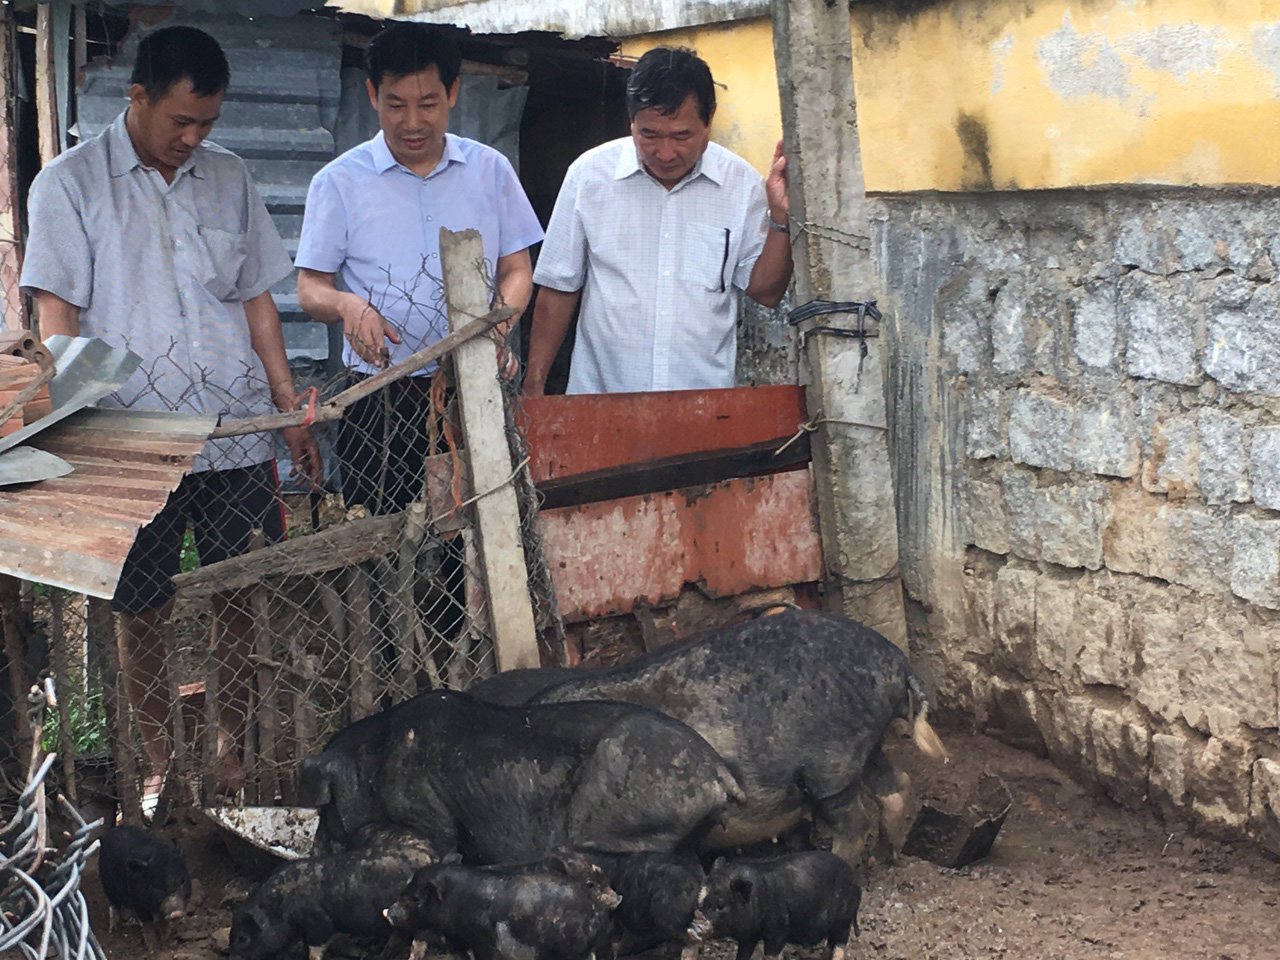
xmin=296 ymin=23 xmax=543 ymax=515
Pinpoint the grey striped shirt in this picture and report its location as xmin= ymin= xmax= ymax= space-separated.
xmin=20 ymin=110 xmax=293 ymax=471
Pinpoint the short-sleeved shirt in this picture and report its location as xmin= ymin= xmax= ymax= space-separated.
xmin=532 ymin=137 xmax=769 ymax=394
xmin=20 ymin=111 xmax=294 ymax=472
xmin=295 ymin=132 xmax=544 ymax=376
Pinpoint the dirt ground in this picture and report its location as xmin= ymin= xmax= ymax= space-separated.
xmin=79 ymin=728 xmax=1280 ymax=960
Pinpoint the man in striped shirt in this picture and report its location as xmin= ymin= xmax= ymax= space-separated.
xmin=20 ymin=26 xmax=319 ymax=798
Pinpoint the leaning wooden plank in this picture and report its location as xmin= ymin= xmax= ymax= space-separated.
xmin=439 ymin=227 xmax=538 ymax=672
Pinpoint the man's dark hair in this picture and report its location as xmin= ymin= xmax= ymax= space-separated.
xmin=130 ymin=26 xmax=230 ymax=101
xmin=365 ymin=23 xmax=462 ymax=92
xmin=626 ymin=47 xmax=715 ymax=125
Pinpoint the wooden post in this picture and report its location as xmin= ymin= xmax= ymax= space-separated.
xmin=0 ymin=5 xmax=25 ymax=332
xmin=35 ymin=3 xmax=58 ymax=167
xmin=87 ymin=596 xmax=142 ymax=824
xmin=0 ymin=574 xmax=30 ymax=748
xmin=439 ymin=228 xmax=539 ymax=672
xmin=343 ymin=565 xmax=376 ymax=721
xmin=248 ymin=530 xmax=279 ymax=803
xmin=771 ymin=0 xmax=908 ymax=648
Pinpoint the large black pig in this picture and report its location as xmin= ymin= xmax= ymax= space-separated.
xmin=526 ymin=608 xmax=949 ymax=864
xmin=298 ymin=690 xmax=743 ymax=862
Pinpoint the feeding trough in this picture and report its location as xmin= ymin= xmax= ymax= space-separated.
xmin=200 ymin=805 xmax=319 ymax=861
xmin=902 ymin=773 xmax=1014 ymax=869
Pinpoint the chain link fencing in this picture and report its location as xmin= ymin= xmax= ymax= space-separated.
xmin=1 ymin=257 xmax=564 ymax=826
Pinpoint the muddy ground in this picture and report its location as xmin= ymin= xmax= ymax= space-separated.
xmin=80 ymin=728 xmax=1280 ymax=960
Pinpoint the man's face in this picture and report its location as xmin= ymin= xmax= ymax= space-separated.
xmin=630 ymin=94 xmax=712 ymax=189
xmin=367 ymin=66 xmax=459 ymax=173
xmin=127 ymin=79 xmax=223 ymax=176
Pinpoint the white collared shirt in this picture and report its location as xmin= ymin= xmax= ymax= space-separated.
xmin=533 ymin=137 xmax=769 ymax=394
xmin=20 ymin=111 xmax=293 ymax=471
xmin=296 ymin=131 xmax=544 ymax=377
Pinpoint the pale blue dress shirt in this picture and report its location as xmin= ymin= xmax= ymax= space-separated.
xmin=295 ymin=131 xmax=544 ymax=377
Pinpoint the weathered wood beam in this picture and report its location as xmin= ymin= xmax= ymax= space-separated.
xmin=440 ymin=227 xmax=538 ymax=672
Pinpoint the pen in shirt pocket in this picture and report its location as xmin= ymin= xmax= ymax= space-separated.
xmin=719 ymin=227 xmax=730 ymax=293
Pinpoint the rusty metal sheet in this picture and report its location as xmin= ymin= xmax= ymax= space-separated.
xmin=0 ymin=407 xmax=214 ymax=597
xmin=537 ymin=469 xmax=822 ymax=621
xmin=519 ymin=385 xmax=808 ymax=484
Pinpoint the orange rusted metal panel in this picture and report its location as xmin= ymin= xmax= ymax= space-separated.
xmin=519 ymin=385 xmax=807 ymax=483
xmin=538 ymin=469 xmax=823 ymax=622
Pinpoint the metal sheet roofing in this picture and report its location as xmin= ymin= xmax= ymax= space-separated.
xmin=0 ymin=408 xmax=214 ymax=598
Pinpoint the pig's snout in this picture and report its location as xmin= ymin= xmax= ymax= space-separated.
xmin=603 ymin=889 xmax=623 ymax=910
xmin=160 ymin=894 xmax=187 ymax=921
xmin=687 ymin=910 xmax=712 ymax=943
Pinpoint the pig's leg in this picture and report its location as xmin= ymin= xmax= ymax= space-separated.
xmin=733 ymin=938 xmax=759 ymax=960
xmin=107 ymin=906 xmax=121 ymax=934
xmin=863 ymin=747 xmax=912 ymax=859
xmin=824 ymin=793 xmax=876 ymax=867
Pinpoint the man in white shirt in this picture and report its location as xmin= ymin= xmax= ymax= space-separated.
xmin=523 ymin=46 xmax=792 ymax=395
xmin=20 ymin=25 xmax=320 ymax=797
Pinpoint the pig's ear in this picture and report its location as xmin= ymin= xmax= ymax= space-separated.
xmin=548 ymin=856 xmax=571 ymax=876
xmin=729 ymin=877 xmax=753 ymax=903
xmin=125 ymin=849 xmax=155 ymax=874
xmin=424 ymin=878 xmax=447 ymax=902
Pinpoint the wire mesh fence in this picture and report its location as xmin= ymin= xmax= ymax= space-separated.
xmin=0 ymin=255 xmax=564 ymax=825
xmin=1 ymin=680 xmax=107 ymax=960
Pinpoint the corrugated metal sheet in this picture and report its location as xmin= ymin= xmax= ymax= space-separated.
xmin=329 ymin=0 xmax=769 ymax=39
xmin=75 ymin=13 xmax=344 ymax=365
xmin=0 ymin=408 xmax=215 ymax=597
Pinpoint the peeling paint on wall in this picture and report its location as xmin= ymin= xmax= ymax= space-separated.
xmin=1037 ymin=11 xmax=1136 ymax=101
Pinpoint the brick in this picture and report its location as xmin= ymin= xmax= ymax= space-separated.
xmin=1251 ymin=425 xmax=1280 ymax=511
xmin=1009 ymin=391 xmax=1074 ymax=472
xmin=1072 ymin=282 xmax=1118 ymax=370
xmin=1190 ymin=736 xmax=1253 ymax=832
xmin=1198 ymin=409 xmax=1250 ymax=505
xmin=1130 ymin=585 xmax=1186 ymax=723
xmin=1076 ymin=592 xmax=1133 ymax=688
xmin=963 ymin=470 xmax=1009 ymax=555
xmin=994 ymin=565 xmax=1037 ymax=671
xmin=1103 ymin=489 xmax=1229 ymax=594
xmin=1035 ymin=575 xmax=1082 ymax=677
xmin=1230 ymin=513 xmax=1280 ymax=609
xmin=992 ymin=280 xmax=1029 ymax=376
xmin=1120 ymin=273 xmax=1200 ymax=386
xmin=965 ymin=385 xmax=1005 ymax=460
xmin=939 ymin=272 xmax=992 ymax=375
xmin=1204 ymin=283 xmax=1280 ymax=397
xmin=1141 ymin=413 xmax=1198 ymax=497
xmin=1074 ymin=392 xmax=1138 ymax=478
xmin=1004 ymin=469 xmax=1107 ymax=570
xmin=1090 ymin=707 xmax=1151 ymax=809
xmin=1149 ymin=732 xmax=1190 ymax=811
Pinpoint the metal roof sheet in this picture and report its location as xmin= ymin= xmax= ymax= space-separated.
xmin=0 ymin=408 xmax=214 ymax=598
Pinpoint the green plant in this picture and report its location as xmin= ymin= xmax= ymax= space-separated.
xmin=179 ymin=528 xmax=200 ymax=573
xmin=41 ymin=685 xmax=109 ymax=756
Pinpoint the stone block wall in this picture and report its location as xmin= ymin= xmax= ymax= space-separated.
xmin=875 ymin=190 xmax=1280 ymax=850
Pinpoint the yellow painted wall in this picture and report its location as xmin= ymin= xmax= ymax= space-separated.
xmin=623 ymin=0 xmax=1280 ymax=191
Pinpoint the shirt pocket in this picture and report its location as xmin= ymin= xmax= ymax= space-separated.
xmin=677 ymin=222 xmax=733 ymax=292
xmin=196 ymin=224 xmax=248 ymax=302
